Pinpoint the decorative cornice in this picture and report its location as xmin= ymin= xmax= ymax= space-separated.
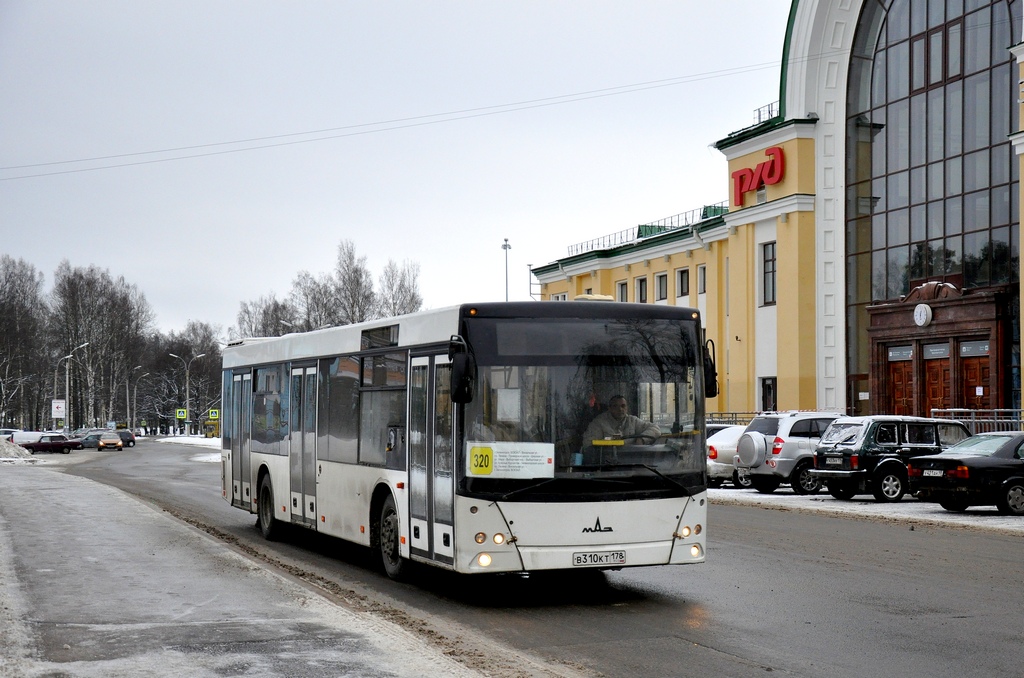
xmin=1011 ymin=131 xmax=1024 ymax=157
xmin=714 ymin=118 xmax=818 ymax=155
xmin=723 ymin=193 xmax=816 ymax=228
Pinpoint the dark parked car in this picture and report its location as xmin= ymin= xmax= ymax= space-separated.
xmin=117 ymin=430 xmax=136 ymax=447
xmin=19 ymin=433 xmax=83 ymax=454
xmin=908 ymin=431 xmax=1024 ymax=515
xmin=810 ymin=415 xmax=971 ymax=502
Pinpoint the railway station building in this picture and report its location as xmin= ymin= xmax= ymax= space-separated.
xmin=532 ymin=0 xmax=1022 ymax=417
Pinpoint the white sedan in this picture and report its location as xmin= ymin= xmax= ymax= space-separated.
xmin=706 ymin=425 xmax=750 ymax=488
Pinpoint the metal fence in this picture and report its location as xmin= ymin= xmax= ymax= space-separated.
xmin=565 ymin=201 xmax=729 ymax=257
xmin=930 ymin=409 xmax=1024 ymax=434
xmin=707 ymin=412 xmax=759 ymax=426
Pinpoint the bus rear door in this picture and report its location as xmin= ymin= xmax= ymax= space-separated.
xmin=289 ymin=365 xmax=317 ymax=527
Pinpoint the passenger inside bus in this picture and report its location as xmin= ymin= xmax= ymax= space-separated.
xmin=582 ymin=395 xmax=661 ymax=444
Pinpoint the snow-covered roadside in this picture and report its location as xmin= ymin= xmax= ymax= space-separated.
xmin=709 ymin=486 xmax=1024 ymax=535
xmin=156 ymin=435 xmax=221 ymax=463
xmin=0 ymin=439 xmax=43 ymax=465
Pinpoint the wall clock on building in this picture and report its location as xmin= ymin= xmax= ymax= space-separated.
xmin=913 ymin=303 xmax=932 ymax=327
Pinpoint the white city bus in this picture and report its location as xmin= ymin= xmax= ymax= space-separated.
xmin=221 ymin=301 xmax=718 ymax=579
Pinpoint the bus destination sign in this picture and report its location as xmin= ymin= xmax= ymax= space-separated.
xmin=466 ymin=441 xmax=555 ymax=479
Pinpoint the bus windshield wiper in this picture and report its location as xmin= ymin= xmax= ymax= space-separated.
xmin=499 ymin=478 xmax=558 ymax=501
xmin=617 ymin=463 xmax=690 ymax=492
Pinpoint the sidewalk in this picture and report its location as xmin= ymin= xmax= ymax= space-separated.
xmin=0 ymin=466 xmax=479 ymax=678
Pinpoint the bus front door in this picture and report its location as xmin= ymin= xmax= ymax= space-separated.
xmin=289 ymin=366 xmax=317 ymax=527
xmin=408 ymin=355 xmax=455 ymax=567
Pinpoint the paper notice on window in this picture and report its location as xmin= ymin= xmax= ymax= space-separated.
xmin=466 ymin=441 xmax=555 ymax=479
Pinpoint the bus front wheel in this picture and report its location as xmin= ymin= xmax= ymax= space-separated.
xmin=379 ymin=494 xmax=407 ymax=580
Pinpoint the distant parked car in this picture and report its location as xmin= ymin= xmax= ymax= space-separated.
xmin=0 ymin=428 xmax=20 ymax=442
xmin=811 ymin=416 xmax=972 ymax=502
xmin=908 ymin=431 xmax=1024 ymax=515
xmin=706 ymin=425 xmax=748 ymax=488
xmin=117 ymin=430 xmax=136 ymax=447
xmin=20 ymin=433 xmax=83 ymax=455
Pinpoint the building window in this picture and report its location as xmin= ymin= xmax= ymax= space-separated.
xmin=760 ymin=377 xmax=777 ymax=412
xmin=551 ymin=293 xmax=567 ymax=301
xmin=763 ymin=242 xmax=777 ymax=306
xmin=654 ymin=273 xmax=668 ymax=302
xmin=584 ymin=288 xmax=592 ymax=295
xmin=844 ymin=0 xmax=1019 ymax=382
xmin=697 ymin=265 xmax=707 ymax=294
xmin=676 ymin=268 xmax=690 ymax=298
xmin=617 ymin=281 xmax=628 ymax=302
xmin=636 ymin=277 xmax=648 ymax=303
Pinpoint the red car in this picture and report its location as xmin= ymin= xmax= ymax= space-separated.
xmin=20 ymin=433 xmax=84 ymax=455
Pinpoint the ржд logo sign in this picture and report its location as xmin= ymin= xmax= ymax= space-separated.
xmin=731 ymin=146 xmax=785 ymax=206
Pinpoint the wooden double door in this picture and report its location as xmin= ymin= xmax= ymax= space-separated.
xmin=885 ymin=352 xmax=991 ymax=416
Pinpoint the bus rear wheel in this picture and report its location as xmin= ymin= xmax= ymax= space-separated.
xmin=379 ymin=494 xmax=407 ymax=580
xmin=257 ymin=475 xmax=280 ymax=541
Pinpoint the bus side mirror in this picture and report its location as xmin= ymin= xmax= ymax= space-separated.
xmin=703 ymin=339 xmax=719 ymax=399
xmin=451 ymin=352 xmax=476 ymax=404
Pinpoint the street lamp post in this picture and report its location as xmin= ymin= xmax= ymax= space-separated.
xmin=169 ymin=352 xmax=206 ymax=435
xmin=55 ymin=342 xmax=89 ymax=432
xmin=125 ymin=365 xmax=141 ymax=431
xmin=502 ymin=238 xmax=511 ymax=302
xmin=132 ymin=373 xmax=150 ymax=433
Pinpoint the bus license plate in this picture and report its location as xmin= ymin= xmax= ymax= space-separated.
xmin=573 ymin=550 xmax=626 ymax=567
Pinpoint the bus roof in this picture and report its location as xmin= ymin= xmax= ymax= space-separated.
xmin=222 ymin=301 xmax=703 ymax=369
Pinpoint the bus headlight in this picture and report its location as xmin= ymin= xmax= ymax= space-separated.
xmin=690 ymin=544 xmax=703 ymax=558
xmin=492 ymin=533 xmax=505 ymax=545
xmin=475 ymin=532 xmax=486 ymax=544
xmin=477 ymin=553 xmax=492 ymax=567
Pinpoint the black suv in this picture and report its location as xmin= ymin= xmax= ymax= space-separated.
xmin=117 ymin=430 xmax=136 ymax=447
xmin=810 ymin=415 xmax=971 ymax=502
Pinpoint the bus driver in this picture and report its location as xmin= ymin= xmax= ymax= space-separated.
xmin=583 ymin=395 xmax=661 ymax=444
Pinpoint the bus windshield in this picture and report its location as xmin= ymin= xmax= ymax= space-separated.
xmin=459 ymin=316 xmax=706 ymax=501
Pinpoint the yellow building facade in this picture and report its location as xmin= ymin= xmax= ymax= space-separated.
xmin=534 ymin=0 xmax=1022 ymax=417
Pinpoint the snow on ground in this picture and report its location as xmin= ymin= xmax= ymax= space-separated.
xmin=156 ymin=434 xmax=222 ymax=462
xmin=0 ymin=439 xmax=39 ymax=464
xmin=709 ymin=486 xmax=1024 ymax=535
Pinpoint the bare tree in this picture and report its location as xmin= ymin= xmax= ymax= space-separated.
xmin=0 ymin=256 xmax=47 ymax=428
xmin=231 ymin=294 xmax=295 ymax=339
xmin=377 ymin=259 xmax=423 ymax=317
xmin=289 ymin=270 xmax=340 ymax=331
xmin=50 ymin=261 xmax=154 ymax=428
xmin=335 ymin=240 xmax=376 ymax=324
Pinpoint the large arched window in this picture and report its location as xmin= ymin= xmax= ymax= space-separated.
xmin=845 ymin=0 xmax=1020 ymax=379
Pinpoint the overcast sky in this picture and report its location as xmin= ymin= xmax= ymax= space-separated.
xmin=1 ymin=1 xmax=790 ymax=334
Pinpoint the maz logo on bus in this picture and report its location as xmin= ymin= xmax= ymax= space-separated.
xmin=731 ymin=146 xmax=785 ymax=206
xmin=582 ymin=518 xmax=613 ymax=533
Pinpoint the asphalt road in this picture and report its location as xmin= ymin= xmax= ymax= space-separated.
xmin=61 ymin=439 xmax=1024 ymax=678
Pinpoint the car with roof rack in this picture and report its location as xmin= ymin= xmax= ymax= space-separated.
xmin=733 ymin=411 xmax=842 ymax=494
xmin=810 ymin=415 xmax=971 ymax=502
